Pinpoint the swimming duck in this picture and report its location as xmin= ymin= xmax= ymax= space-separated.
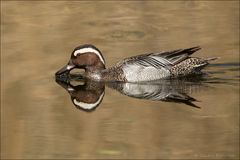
xmin=55 ymin=44 xmax=217 ymax=82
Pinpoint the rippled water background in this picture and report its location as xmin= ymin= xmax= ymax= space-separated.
xmin=1 ymin=1 xmax=239 ymax=159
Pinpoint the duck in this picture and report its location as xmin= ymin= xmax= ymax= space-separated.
xmin=55 ymin=44 xmax=218 ymax=82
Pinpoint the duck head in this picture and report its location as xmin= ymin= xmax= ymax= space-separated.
xmin=55 ymin=44 xmax=106 ymax=76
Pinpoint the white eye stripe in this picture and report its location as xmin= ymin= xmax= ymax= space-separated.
xmin=73 ymin=48 xmax=105 ymax=64
xmin=73 ymin=92 xmax=104 ymax=110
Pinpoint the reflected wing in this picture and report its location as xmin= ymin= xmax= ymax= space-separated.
xmin=107 ymin=81 xmax=200 ymax=108
xmin=162 ymin=92 xmax=199 ymax=108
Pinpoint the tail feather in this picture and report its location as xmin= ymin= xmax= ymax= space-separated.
xmin=170 ymin=56 xmax=219 ymax=77
xmin=194 ymin=57 xmax=219 ymax=71
xmin=158 ymin=46 xmax=201 ymax=65
xmin=193 ymin=63 xmax=208 ymax=71
xmin=206 ymin=57 xmax=220 ymax=62
xmin=183 ymin=46 xmax=201 ymax=55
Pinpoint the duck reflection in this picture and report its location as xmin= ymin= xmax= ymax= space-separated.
xmin=55 ymin=79 xmax=105 ymax=112
xmin=56 ymin=76 xmax=206 ymax=112
xmin=107 ymin=80 xmax=200 ymax=108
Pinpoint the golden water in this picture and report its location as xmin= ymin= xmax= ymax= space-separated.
xmin=1 ymin=1 xmax=239 ymax=159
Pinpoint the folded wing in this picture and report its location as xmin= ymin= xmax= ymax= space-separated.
xmin=120 ymin=46 xmax=201 ymax=68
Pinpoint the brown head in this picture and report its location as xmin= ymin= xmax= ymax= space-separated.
xmin=56 ymin=44 xmax=106 ymax=76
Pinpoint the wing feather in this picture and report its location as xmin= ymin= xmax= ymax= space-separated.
xmin=117 ymin=46 xmax=201 ymax=68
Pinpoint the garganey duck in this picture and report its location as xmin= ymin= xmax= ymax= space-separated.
xmin=55 ymin=44 xmax=218 ymax=82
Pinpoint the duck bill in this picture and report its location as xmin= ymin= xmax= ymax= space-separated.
xmin=55 ymin=62 xmax=75 ymax=76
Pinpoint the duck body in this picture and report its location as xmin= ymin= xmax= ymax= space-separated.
xmin=56 ymin=44 xmax=217 ymax=82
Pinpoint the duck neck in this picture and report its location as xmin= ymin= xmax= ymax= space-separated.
xmin=85 ymin=61 xmax=106 ymax=73
xmin=84 ymin=63 xmax=106 ymax=81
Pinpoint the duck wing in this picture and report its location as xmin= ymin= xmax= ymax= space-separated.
xmin=118 ymin=46 xmax=201 ymax=68
xmin=118 ymin=52 xmax=172 ymax=69
xmin=154 ymin=46 xmax=201 ymax=65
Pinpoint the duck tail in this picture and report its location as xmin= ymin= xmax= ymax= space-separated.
xmin=206 ymin=57 xmax=220 ymax=62
xmin=187 ymin=46 xmax=201 ymax=53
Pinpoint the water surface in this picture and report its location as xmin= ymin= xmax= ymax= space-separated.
xmin=1 ymin=1 xmax=239 ymax=159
